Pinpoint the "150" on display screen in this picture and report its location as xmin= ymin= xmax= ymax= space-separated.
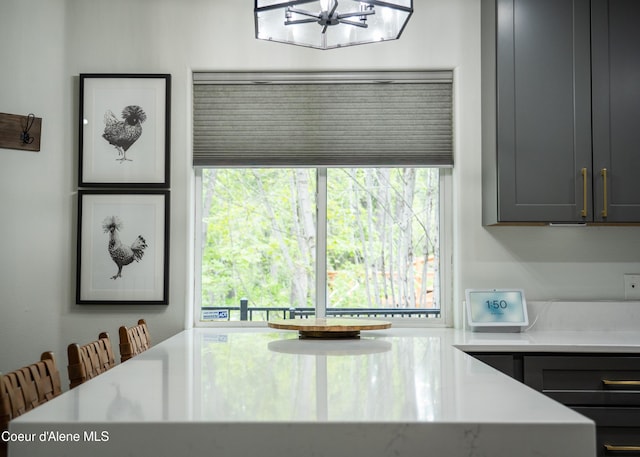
xmin=486 ymin=300 xmax=508 ymax=310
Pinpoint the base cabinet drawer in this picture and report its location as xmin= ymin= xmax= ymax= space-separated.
xmin=523 ymin=355 xmax=640 ymax=406
xmin=573 ymin=406 xmax=640 ymax=427
xmin=594 ymin=428 xmax=640 ymax=457
xmin=573 ymin=407 xmax=640 ymax=456
xmin=595 ymin=429 xmax=640 ymax=457
xmin=526 ymin=357 xmax=640 ymax=456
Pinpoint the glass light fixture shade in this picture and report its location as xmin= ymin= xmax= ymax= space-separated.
xmin=255 ymin=0 xmax=413 ymax=50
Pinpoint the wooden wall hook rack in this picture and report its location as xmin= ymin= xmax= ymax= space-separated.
xmin=0 ymin=112 xmax=42 ymax=152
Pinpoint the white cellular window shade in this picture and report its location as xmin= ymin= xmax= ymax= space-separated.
xmin=193 ymin=71 xmax=453 ymax=167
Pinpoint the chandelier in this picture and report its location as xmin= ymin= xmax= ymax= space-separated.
xmin=254 ymin=0 xmax=414 ymax=50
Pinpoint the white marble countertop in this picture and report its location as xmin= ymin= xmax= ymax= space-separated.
xmin=9 ymin=326 xmax=636 ymax=457
xmin=456 ymin=328 xmax=640 ymax=353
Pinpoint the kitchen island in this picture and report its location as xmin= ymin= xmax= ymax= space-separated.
xmin=7 ymin=327 xmax=608 ymax=457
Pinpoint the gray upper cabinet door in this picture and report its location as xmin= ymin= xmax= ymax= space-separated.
xmin=591 ymin=0 xmax=640 ymax=222
xmin=495 ymin=0 xmax=592 ymax=222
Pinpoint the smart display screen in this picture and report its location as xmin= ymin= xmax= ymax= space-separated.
xmin=465 ymin=289 xmax=528 ymax=326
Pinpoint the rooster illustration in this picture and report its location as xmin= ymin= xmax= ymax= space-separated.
xmin=102 ymin=105 xmax=147 ymax=162
xmin=102 ymin=216 xmax=148 ymax=280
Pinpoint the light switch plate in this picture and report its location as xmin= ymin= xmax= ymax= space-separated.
xmin=623 ymin=274 xmax=640 ymax=300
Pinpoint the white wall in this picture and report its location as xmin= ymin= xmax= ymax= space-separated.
xmin=1 ymin=0 xmax=639 ymax=385
xmin=1 ymin=0 xmax=70 ymax=379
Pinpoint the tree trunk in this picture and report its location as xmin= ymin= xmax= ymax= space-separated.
xmin=202 ymin=169 xmax=218 ymax=249
xmin=428 ymin=169 xmax=440 ymax=309
xmin=376 ymin=169 xmax=392 ymax=306
xmin=348 ymin=171 xmax=372 ymax=308
xmin=364 ymin=169 xmax=381 ymax=307
xmin=398 ymin=168 xmax=416 ymax=308
xmin=291 ymin=170 xmax=315 ymax=308
xmin=419 ymin=170 xmax=433 ymax=308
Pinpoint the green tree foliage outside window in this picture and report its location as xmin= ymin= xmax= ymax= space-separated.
xmin=200 ymin=168 xmax=440 ymax=318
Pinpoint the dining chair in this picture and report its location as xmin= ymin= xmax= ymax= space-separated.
xmin=67 ymin=332 xmax=116 ymax=389
xmin=118 ymin=319 xmax=151 ymax=362
xmin=1 ymin=352 xmax=62 ymax=457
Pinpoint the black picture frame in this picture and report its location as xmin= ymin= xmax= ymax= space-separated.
xmin=79 ymin=74 xmax=171 ymax=188
xmin=76 ymin=190 xmax=170 ymax=305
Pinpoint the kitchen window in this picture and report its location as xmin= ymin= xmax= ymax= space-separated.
xmin=192 ymin=71 xmax=453 ymax=326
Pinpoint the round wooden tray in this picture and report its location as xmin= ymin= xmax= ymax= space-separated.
xmin=268 ymin=318 xmax=391 ymax=339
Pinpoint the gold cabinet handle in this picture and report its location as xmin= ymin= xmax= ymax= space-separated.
xmin=601 ymin=168 xmax=608 ymax=218
xmin=604 ymin=444 xmax=640 ymax=452
xmin=581 ymin=167 xmax=588 ymax=217
xmin=602 ymin=380 xmax=640 ymax=386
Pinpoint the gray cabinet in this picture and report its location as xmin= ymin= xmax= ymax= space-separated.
xmin=483 ymin=0 xmax=592 ymax=224
xmin=591 ymin=0 xmax=640 ymax=222
xmin=482 ymin=0 xmax=640 ymax=224
xmin=523 ymin=355 xmax=640 ymax=456
xmin=467 ymin=353 xmax=522 ymax=379
xmin=469 ymin=352 xmax=640 ymax=456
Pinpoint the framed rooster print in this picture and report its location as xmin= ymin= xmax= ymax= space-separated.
xmin=79 ymin=74 xmax=171 ymax=188
xmin=76 ymin=190 xmax=169 ymax=305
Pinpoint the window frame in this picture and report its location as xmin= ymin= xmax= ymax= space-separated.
xmin=193 ymin=167 xmax=452 ymax=328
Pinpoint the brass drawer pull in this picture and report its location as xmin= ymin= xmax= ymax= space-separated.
xmin=604 ymin=444 xmax=640 ymax=452
xmin=581 ymin=167 xmax=588 ymax=217
xmin=602 ymin=379 xmax=640 ymax=386
xmin=601 ymin=168 xmax=608 ymax=218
